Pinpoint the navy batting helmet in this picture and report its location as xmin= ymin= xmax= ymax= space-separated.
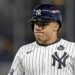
xmin=28 ymin=4 xmax=62 ymax=25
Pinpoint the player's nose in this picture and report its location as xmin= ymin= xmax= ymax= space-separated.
xmin=35 ymin=24 xmax=44 ymax=30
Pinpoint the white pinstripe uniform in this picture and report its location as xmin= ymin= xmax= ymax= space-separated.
xmin=8 ymin=38 xmax=75 ymax=75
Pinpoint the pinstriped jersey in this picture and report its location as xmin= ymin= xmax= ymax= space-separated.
xmin=8 ymin=38 xmax=75 ymax=75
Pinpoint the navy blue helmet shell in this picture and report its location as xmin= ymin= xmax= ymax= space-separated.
xmin=28 ymin=4 xmax=62 ymax=24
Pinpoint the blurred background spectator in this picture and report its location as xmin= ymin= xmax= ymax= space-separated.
xmin=0 ymin=0 xmax=75 ymax=75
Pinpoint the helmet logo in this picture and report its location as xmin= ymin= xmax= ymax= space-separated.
xmin=35 ymin=9 xmax=41 ymax=16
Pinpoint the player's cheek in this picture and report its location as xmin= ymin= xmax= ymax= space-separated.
xmin=45 ymin=31 xmax=51 ymax=37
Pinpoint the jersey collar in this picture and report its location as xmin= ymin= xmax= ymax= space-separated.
xmin=36 ymin=38 xmax=61 ymax=47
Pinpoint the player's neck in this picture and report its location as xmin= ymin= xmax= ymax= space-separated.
xmin=47 ymin=35 xmax=58 ymax=44
xmin=37 ymin=33 xmax=58 ymax=45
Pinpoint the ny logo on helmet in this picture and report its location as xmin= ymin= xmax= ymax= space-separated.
xmin=35 ymin=9 xmax=41 ymax=16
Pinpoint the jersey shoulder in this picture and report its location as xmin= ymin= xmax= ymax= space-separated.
xmin=16 ymin=41 xmax=37 ymax=57
xmin=61 ymin=39 xmax=75 ymax=54
xmin=60 ymin=39 xmax=75 ymax=55
xmin=61 ymin=38 xmax=75 ymax=45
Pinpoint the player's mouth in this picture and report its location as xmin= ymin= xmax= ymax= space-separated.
xmin=34 ymin=31 xmax=44 ymax=35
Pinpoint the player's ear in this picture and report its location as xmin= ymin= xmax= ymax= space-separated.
xmin=54 ymin=22 xmax=59 ymax=31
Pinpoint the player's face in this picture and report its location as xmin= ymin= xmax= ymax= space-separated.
xmin=34 ymin=21 xmax=59 ymax=44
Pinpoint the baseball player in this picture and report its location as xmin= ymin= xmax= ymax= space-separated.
xmin=8 ymin=4 xmax=75 ymax=75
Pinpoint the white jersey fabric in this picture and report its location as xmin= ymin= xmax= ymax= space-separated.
xmin=8 ymin=38 xmax=75 ymax=75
